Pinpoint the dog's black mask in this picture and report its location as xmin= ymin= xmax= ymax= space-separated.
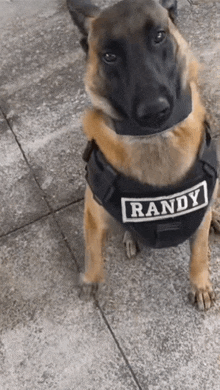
xmin=68 ymin=0 xmax=190 ymax=136
xmin=96 ymin=2 xmax=191 ymax=135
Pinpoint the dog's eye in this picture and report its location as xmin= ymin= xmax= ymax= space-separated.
xmin=102 ymin=52 xmax=117 ymax=63
xmin=154 ymin=30 xmax=166 ymax=44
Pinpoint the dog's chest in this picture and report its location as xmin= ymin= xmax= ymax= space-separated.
xmin=119 ymin=137 xmax=195 ymax=187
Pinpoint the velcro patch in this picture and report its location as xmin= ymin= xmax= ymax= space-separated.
xmin=121 ymin=181 xmax=208 ymax=223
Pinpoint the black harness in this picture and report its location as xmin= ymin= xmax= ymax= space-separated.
xmin=83 ymin=129 xmax=217 ymax=249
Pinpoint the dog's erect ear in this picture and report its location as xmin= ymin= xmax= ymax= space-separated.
xmin=67 ymin=0 xmax=100 ymax=36
xmin=159 ymin=0 xmax=178 ymax=22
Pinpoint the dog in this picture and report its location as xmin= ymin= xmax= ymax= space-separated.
xmin=67 ymin=0 xmax=219 ymax=310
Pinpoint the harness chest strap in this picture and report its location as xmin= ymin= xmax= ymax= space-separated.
xmin=83 ymin=131 xmax=218 ymax=248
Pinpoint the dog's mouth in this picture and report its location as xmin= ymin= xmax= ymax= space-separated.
xmin=114 ymin=88 xmax=192 ymax=136
xmin=134 ymin=104 xmax=172 ymax=128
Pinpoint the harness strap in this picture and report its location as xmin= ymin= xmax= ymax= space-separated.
xmin=82 ymin=125 xmax=218 ymax=248
xmin=200 ymin=123 xmax=218 ymax=176
xmin=84 ymin=141 xmax=118 ymax=205
xmin=83 ymin=125 xmax=217 ymax=201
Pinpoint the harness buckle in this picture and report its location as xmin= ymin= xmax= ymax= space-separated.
xmin=203 ymin=163 xmax=216 ymax=178
xmin=93 ymin=194 xmax=103 ymax=206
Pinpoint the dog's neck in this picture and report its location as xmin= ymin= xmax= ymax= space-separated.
xmin=114 ymin=87 xmax=192 ymax=137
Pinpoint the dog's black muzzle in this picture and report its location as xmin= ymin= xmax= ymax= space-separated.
xmin=134 ymin=91 xmax=172 ymax=128
xmin=115 ymin=87 xmax=192 ymax=136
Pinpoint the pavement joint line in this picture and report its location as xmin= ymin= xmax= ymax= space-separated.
xmin=0 ymin=106 xmax=51 ymax=207
xmin=0 ymin=197 xmax=84 ymax=239
xmin=95 ymin=299 xmax=144 ymax=390
xmin=53 ymin=196 xmax=85 ymax=272
xmin=54 ymin=197 xmax=84 ymax=214
xmin=0 ymin=208 xmax=81 ymax=272
xmin=0 ymin=212 xmax=51 ymax=239
xmin=52 ymin=212 xmax=82 ymax=273
xmin=0 ymin=105 xmax=82 ymax=270
xmin=0 ymin=105 xmax=84 ymax=211
xmin=0 ymin=196 xmax=80 ymax=234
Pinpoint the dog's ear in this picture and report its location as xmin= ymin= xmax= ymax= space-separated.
xmin=160 ymin=0 xmax=178 ymax=22
xmin=67 ymin=0 xmax=100 ymax=36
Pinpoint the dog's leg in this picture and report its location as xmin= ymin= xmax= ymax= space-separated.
xmin=123 ymin=230 xmax=138 ymax=259
xmin=189 ymin=209 xmax=215 ymax=310
xmin=80 ymin=186 xmax=108 ymax=296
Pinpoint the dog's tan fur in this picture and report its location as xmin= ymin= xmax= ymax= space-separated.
xmin=68 ymin=0 xmax=219 ymax=310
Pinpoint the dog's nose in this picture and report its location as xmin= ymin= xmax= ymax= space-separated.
xmin=135 ymin=97 xmax=171 ymax=127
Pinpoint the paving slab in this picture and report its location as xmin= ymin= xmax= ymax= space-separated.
xmin=0 ymin=111 xmax=49 ymax=236
xmin=0 ymin=216 xmax=138 ymax=390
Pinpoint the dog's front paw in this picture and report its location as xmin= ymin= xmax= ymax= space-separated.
xmin=123 ymin=231 xmax=138 ymax=259
xmin=188 ymin=287 xmax=215 ymax=311
xmin=78 ymin=273 xmax=99 ymax=300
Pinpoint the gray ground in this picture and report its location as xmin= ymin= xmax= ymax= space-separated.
xmin=0 ymin=0 xmax=220 ymax=389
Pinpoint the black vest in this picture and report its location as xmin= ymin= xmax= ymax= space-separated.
xmin=83 ymin=131 xmax=217 ymax=249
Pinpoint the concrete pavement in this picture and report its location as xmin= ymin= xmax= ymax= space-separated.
xmin=0 ymin=0 xmax=220 ymax=389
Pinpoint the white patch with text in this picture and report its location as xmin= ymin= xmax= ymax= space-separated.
xmin=121 ymin=181 xmax=208 ymax=223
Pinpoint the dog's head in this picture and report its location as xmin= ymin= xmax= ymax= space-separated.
xmin=67 ymin=0 xmax=194 ymax=133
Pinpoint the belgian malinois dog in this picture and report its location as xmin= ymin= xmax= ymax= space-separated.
xmin=67 ymin=0 xmax=219 ymax=310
